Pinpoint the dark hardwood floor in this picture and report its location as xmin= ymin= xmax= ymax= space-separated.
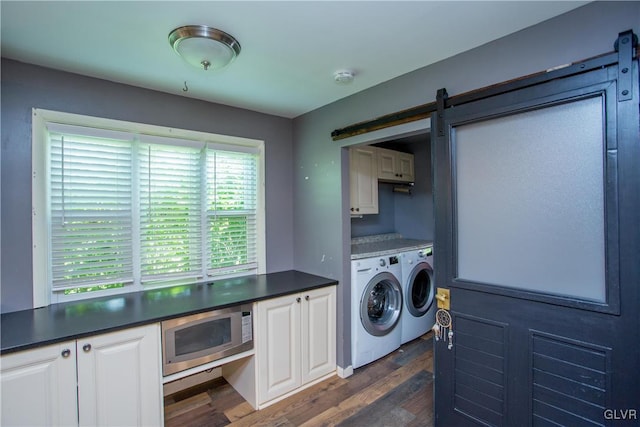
xmin=164 ymin=333 xmax=434 ymax=427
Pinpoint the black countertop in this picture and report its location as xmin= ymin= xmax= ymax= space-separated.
xmin=1 ymin=270 xmax=338 ymax=354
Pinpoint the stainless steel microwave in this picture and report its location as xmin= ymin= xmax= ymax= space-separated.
xmin=161 ymin=304 xmax=253 ymax=376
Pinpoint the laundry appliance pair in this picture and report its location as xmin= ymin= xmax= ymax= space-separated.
xmin=351 ymin=244 xmax=435 ymax=369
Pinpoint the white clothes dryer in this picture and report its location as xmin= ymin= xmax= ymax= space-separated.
xmin=351 ymin=254 xmax=403 ymax=369
xmin=399 ymin=245 xmax=436 ymax=344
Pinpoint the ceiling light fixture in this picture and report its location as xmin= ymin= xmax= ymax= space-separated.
xmin=169 ymin=25 xmax=241 ymax=71
xmin=334 ymin=70 xmax=355 ymax=85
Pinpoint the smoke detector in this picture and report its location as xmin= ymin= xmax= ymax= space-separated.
xmin=333 ymin=70 xmax=355 ymax=85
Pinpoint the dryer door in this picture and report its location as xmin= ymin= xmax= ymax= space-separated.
xmin=406 ymin=262 xmax=434 ymax=317
xmin=360 ymin=272 xmax=402 ymax=336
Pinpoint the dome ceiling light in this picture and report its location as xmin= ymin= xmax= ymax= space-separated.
xmin=169 ymin=25 xmax=241 ymax=71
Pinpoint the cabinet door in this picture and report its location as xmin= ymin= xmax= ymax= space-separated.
xmin=1 ymin=341 xmax=78 ymax=426
xmin=378 ymin=148 xmax=414 ymax=182
xmin=256 ymin=294 xmax=301 ymax=404
xmin=377 ymin=147 xmax=398 ymax=181
xmin=349 ymin=147 xmax=379 ymax=215
xmin=77 ymin=324 xmax=162 ymax=427
xmin=301 ymin=286 xmax=336 ymax=384
xmin=397 ymin=152 xmax=414 ymax=182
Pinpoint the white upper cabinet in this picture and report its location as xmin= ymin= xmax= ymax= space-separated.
xmin=349 ymin=146 xmax=379 ymax=215
xmin=349 ymin=146 xmax=416 ymax=216
xmin=377 ymin=147 xmax=414 ymax=183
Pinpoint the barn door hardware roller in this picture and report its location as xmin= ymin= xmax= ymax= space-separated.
xmin=615 ymin=30 xmax=637 ymax=102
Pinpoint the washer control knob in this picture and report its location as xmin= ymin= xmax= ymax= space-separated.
xmin=379 ymin=258 xmax=386 ymax=267
xmin=407 ymin=259 xmax=413 ymax=265
xmin=418 ymin=250 xmax=426 ymax=258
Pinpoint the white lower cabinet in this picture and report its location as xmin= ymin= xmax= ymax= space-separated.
xmin=256 ymin=285 xmax=336 ymax=407
xmin=1 ymin=323 xmax=162 ymax=427
xmin=301 ymin=286 xmax=337 ymax=384
xmin=1 ymin=340 xmax=78 ymax=426
xmin=76 ymin=324 xmax=163 ymax=426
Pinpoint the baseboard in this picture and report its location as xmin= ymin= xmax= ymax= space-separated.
xmin=337 ymin=365 xmax=353 ymax=378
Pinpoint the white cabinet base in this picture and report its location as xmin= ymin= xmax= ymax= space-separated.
xmin=1 ymin=324 xmax=163 ymax=427
xmin=1 ymin=341 xmax=78 ymax=426
xmin=255 ymin=286 xmax=337 ymax=409
xmin=302 ymin=286 xmax=337 ymax=383
xmin=256 ymin=294 xmax=302 ymax=403
xmin=77 ymin=324 xmax=162 ymax=427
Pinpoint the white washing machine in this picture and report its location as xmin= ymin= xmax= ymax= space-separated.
xmin=351 ymin=254 xmax=403 ymax=369
xmin=399 ymin=245 xmax=436 ymax=344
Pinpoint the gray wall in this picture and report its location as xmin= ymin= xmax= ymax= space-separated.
xmin=394 ymin=138 xmax=433 ymax=241
xmin=1 ymin=59 xmax=294 ymax=313
xmin=292 ymin=1 xmax=640 ymax=370
xmin=350 ymin=183 xmax=396 ymax=238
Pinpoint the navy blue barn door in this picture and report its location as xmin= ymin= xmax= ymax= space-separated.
xmin=432 ymin=31 xmax=639 ymax=426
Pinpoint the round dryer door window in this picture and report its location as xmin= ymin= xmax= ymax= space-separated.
xmin=407 ymin=263 xmax=434 ymax=317
xmin=360 ymin=272 xmax=403 ymax=336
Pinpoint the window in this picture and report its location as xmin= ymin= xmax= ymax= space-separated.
xmin=32 ymin=109 xmax=265 ymax=306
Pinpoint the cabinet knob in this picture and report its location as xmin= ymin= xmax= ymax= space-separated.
xmin=305 ymin=295 xmax=310 ymax=301
xmin=61 ymin=349 xmax=71 ymax=358
xmin=296 ymin=297 xmax=301 ymax=303
xmin=350 ymin=207 xmax=354 ymax=211
xmin=82 ymin=344 xmax=92 ymax=352
xmin=356 ymin=208 xmax=360 ymax=212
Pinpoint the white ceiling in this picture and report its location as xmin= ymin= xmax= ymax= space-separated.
xmin=1 ymin=1 xmax=588 ymax=119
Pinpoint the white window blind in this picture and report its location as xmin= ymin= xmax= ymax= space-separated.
xmin=44 ymin=122 xmax=260 ymax=295
xmin=49 ymin=130 xmax=133 ymax=290
xmin=206 ymin=150 xmax=258 ymax=276
xmin=139 ymin=143 xmax=203 ymax=283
